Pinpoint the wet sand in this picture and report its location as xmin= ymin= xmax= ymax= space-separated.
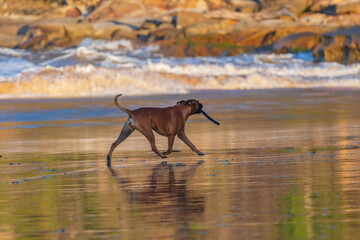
xmin=1 ymin=89 xmax=360 ymax=240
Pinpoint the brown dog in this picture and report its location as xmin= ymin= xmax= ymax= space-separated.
xmin=107 ymin=94 xmax=205 ymax=166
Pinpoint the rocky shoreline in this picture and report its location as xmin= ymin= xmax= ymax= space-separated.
xmin=1 ymin=0 xmax=360 ymax=64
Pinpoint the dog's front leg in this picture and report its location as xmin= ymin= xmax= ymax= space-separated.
xmin=177 ymin=130 xmax=204 ymax=156
xmin=139 ymin=128 xmax=167 ymax=158
xmin=163 ymin=134 xmax=176 ymax=155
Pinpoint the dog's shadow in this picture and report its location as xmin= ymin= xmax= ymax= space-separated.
xmin=108 ymin=160 xmax=206 ymax=215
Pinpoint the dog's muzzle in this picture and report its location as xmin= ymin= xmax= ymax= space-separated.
xmin=195 ymin=103 xmax=203 ymax=114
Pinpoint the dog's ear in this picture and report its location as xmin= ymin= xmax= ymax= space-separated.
xmin=177 ymin=100 xmax=185 ymax=104
xmin=185 ymin=100 xmax=192 ymax=105
xmin=185 ymin=99 xmax=198 ymax=105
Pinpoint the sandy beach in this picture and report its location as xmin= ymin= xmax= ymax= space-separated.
xmin=1 ymin=0 xmax=360 ymax=239
xmin=1 ymin=89 xmax=360 ymax=239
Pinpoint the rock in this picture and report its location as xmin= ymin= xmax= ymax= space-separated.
xmin=140 ymin=20 xmax=160 ymax=31
xmin=274 ymin=0 xmax=317 ymax=15
xmin=156 ymin=29 xmax=254 ymax=57
xmin=137 ymin=29 xmax=151 ymax=42
xmin=272 ymin=25 xmax=328 ymax=42
xmin=300 ymin=13 xmax=330 ymax=25
xmin=232 ymin=18 xmax=259 ymax=29
xmin=19 ymin=18 xmax=94 ymax=50
xmin=157 ymin=16 xmax=335 ymax=58
xmin=0 ymin=17 xmax=35 ymax=49
xmin=176 ymin=11 xmax=208 ymax=29
xmin=140 ymin=0 xmax=211 ymax=11
xmin=93 ymin=21 xmax=136 ymax=40
xmin=203 ymin=0 xmax=226 ymax=9
xmin=149 ymin=23 xmax=175 ymax=40
xmin=254 ymin=6 xmax=299 ymax=21
xmin=235 ymin=24 xmax=329 ymax=50
xmin=310 ymin=0 xmax=328 ymax=12
xmin=310 ymin=0 xmax=335 ymax=13
xmin=0 ymin=34 xmax=23 ymax=48
xmin=184 ymin=20 xmax=236 ymax=37
xmin=335 ymin=14 xmax=360 ymax=26
xmin=336 ymin=1 xmax=360 ymax=14
xmin=111 ymin=27 xmax=137 ymax=40
xmin=66 ymin=0 xmax=99 ymax=12
xmin=309 ymin=0 xmax=360 ymax=15
xmin=139 ymin=21 xmax=176 ymax=42
xmin=205 ymin=9 xmax=252 ymax=20
xmin=0 ymin=24 xmax=20 ymax=36
xmin=0 ymin=0 xmax=53 ymax=16
xmin=166 ymin=34 xmax=247 ymax=57
xmin=157 ymin=23 xmax=175 ymax=30
xmin=300 ymin=12 xmax=360 ymax=27
xmin=65 ymin=7 xmax=82 ymax=18
xmin=46 ymin=18 xmax=93 ymax=39
xmin=232 ymin=27 xmax=276 ymax=47
xmin=313 ymin=26 xmax=360 ymax=64
xmin=229 ymin=0 xmax=260 ymax=13
xmin=257 ymin=19 xmax=295 ymax=28
xmin=86 ymin=1 xmax=150 ymax=22
xmin=137 ymin=29 xmax=150 ymax=36
xmin=114 ymin=18 xmax=148 ymax=29
xmin=273 ymin=32 xmax=319 ymax=52
xmin=159 ymin=15 xmax=174 ymax=24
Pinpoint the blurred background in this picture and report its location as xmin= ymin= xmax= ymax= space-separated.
xmin=1 ymin=2 xmax=360 ymax=240
xmin=0 ymin=0 xmax=359 ymax=98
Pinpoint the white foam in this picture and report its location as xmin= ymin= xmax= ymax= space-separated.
xmin=146 ymin=55 xmax=360 ymax=79
xmin=0 ymin=56 xmax=36 ymax=79
xmin=0 ymin=66 xmax=191 ymax=98
xmin=1 ymin=39 xmax=360 ymax=98
xmin=0 ymin=47 xmax=31 ymax=57
xmin=79 ymin=38 xmax=134 ymax=52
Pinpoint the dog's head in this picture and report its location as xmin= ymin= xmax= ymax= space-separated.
xmin=177 ymin=99 xmax=203 ymax=115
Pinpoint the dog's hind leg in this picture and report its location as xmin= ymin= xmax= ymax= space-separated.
xmin=107 ymin=119 xmax=135 ymax=167
xmin=177 ymin=130 xmax=204 ymax=156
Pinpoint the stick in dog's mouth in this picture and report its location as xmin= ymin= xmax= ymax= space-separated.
xmin=201 ymin=110 xmax=220 ymax=125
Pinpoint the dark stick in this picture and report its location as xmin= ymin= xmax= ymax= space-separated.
xmin=201 ymin=110 xmax=220 ymax=125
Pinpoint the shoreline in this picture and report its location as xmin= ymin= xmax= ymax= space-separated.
xmin=0 ymin=87 xmax=360 ymax=100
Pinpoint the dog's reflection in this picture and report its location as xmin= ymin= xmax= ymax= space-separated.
xmin=108 ymin=161 xmax=205 ymax=213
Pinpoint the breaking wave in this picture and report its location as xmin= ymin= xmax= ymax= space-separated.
xmin=0 ymin=39 xmax=360 ymax=98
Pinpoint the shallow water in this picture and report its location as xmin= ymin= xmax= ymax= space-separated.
xmin=1 ymin=89 xmax=360 ymax=239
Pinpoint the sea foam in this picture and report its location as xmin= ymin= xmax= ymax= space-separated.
xmin=0 ymin=39 xmax=359 ymax=98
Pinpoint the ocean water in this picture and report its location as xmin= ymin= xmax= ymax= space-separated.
xmin=0 ymin=38 xmax=360 ymax=98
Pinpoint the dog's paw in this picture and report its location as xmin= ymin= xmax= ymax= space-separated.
xmin=106 ymin=155 xmax=112 ymax=167
xmin=197 ymin=152 xmax=205 ymax=156
xmin=107 ymin=160 xmax=112 ymax=168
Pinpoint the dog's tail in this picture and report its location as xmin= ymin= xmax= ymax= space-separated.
xmin=114 ymin=94 xmax=132 ymax=115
